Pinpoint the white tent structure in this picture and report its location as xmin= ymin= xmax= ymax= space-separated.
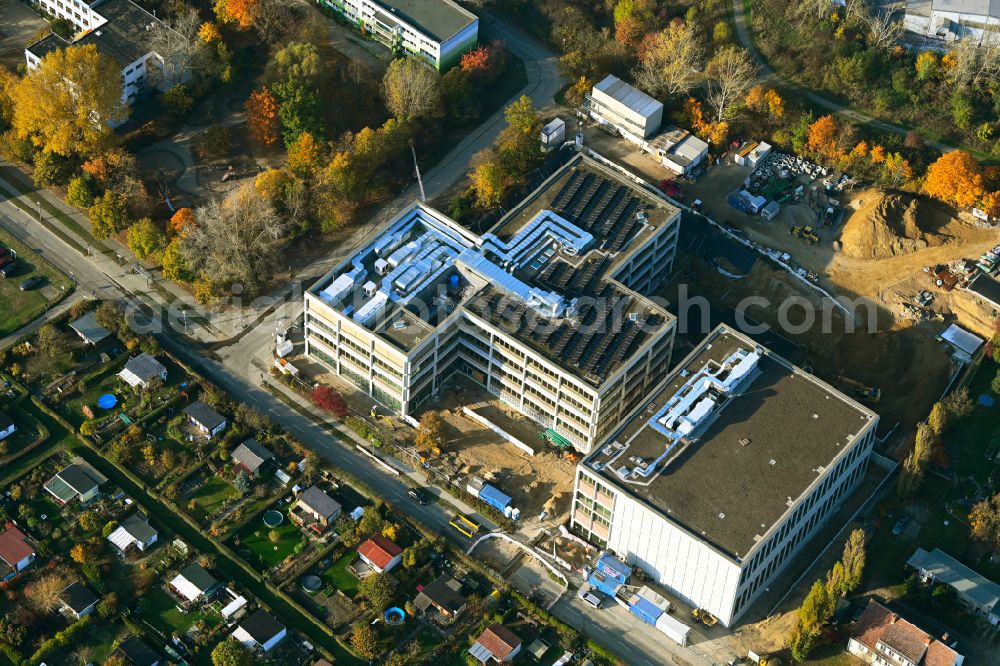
xmin=941 ymin=324 xmax=984 ymax=359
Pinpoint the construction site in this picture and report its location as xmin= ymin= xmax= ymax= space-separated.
xmin=419 ymin=376 xmax=579 ymax=527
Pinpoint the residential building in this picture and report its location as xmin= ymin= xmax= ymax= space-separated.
xmin=0 ymin=409 xmax=14 ymax=441
xmin=907 ymin=547 xmax=1000 ymax=627
xmin=25 ymin=0 xmax=190 ymax=111
xmin=304 ymin=153 xmax=681 ymax=454
xmin=170 ymin=562 xmax=221 ymax=603
xmin=0 ymin=527 xmax=35 ymax=581
xmin=570 ymin=325 xmax=879 ymax=626
xmin=106 ymin=513 xmax=158 ymax=552
xmin=291 ymin=486 xmax=342 ymax=531
xmin=848 ymin=599 xmax=964 ymax=666
xmin=232 ymin=609 xmax=287 ymax=652
xmin=904 ymin=0 xmax=1000 ymax=45
xmin=646 ymin=126 xmax=709 ymax=176
xmin=414 ymin=574 xmax=467 ymax=622
xmin=118 ymin=353 xmax=168 ymax=389
xmin=69 ymin=312 xmax=112 ymax=346
xmin=115 ymin=636 xmax=161 ymax=666
xmin=231 ymin=439 xmax=274 ymax=477
xmin=587 ymin=75 xmax=664 ymax=142
xmin=358 ymin=534 xmax=403 ymax=573
xmin=44 ymin=462 xmax=105 ymax=505
xmin=469 ymin=624 xmax=522 ymax=663
xmin=315 ymin=0 xmax=478 ymax=70
xmin=60 ymin=581 xmax=99 ymax=618
xmin=184 ymin=400 xmax=227 ymax=439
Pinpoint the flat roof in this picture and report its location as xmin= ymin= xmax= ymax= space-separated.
xmin=592 ymin=75 xmax=664 ymax=120
xmin=583 ymin=325 xmax=877 ymax=560
xmin=968 ymin=273 xmax=1000 ymax=309
xmin=73 ymin=0 xmax=162 ymax=68
xmin=372 ymin=0 xmax=477 ymax=42
xmin=309 ymin=154 xmax=680 ymax=387
xmin=907 ymin=547 xmax=1000 ymax=611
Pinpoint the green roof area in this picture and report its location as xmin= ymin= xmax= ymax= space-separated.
xmin=374 ymin=0 xmax=477 ymax=42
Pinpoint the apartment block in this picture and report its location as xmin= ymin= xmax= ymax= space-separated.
xmin=304 ymin=153 xmax=681 ymax=453
xmin=25 ymin=0 xmax=187 ymax=110
xmin=318 ymin=0 xmax=478 ymax=70
xmin=572 ymin=325 xmax=879 ymax=626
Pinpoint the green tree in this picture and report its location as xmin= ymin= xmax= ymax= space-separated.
xmin=36 ymin=324 xmax=66 ymax=360
xmin=357 ymin=572 xmax=393 ymax=610
xmin=233 ymin=471 xmax=252 ymax=494
xmin=161 ymin=84 xmax=194 ymax=118
xmin=266 ymin=41 xmax=322 ymax=84
xmin=992 ymin=370 xmax=1000 ymax=396
xmin=211 ymin=638 xmax=252 ymax=666
xmin=125 ymin=217 xmax=167 ymax=259
xmin=162 ymin=239 xmax=192 ymax=282
xmin=89 ymin=191 xmax=129 ymax=239
xmin=101 ymin=520 xmax=119 ymax=538
xmin=382 ymin=57 xmax=441 ymax=120
xmin=33 ymin=150 xmax=73 ymax=186
xmin=272 ymin=78 xmax=324 ymax=146
xmin=66 ymin=175 xmax=95 ymax=208
xmin=78 ymin=511 xmax=101 ymax=533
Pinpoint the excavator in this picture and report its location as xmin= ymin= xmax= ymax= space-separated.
xmin=837 ymin=376 xmax=882 ymax=404
xmin=789 ymin=225 xmax=820 ymax=245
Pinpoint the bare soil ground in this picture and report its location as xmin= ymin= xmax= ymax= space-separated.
xmin=422 ymin=378 xmax=577 ymax=524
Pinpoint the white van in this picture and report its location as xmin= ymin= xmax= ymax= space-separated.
xmin=578 ymin=587 xmax=602 ymax=608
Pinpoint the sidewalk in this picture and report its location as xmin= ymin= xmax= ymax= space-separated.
xmin=259 ymin=367 xmax=496 ymax=528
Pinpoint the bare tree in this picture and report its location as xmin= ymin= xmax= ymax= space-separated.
xmin=705 ymin=46 xmax=757 ymax=123
xmin=950 ymin=31 xmax=1000 ymax=89
xmin=633 ymin=21 xmax=705 ymax=99
xmin=181 ymin=182 xmax=292 ymax=295
xmin=148 ymin=5 xmax=203 ymax=89
xmin=860 ymin=6 xmax=903 ymax=51
xmin=381 ymin=57 xmax=441 ymax=120
xmin=26 ymin=572 xmax=68 ymax=612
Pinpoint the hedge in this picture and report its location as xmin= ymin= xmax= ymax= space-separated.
xmin=26 ymin=616 xmax=92 ymax=665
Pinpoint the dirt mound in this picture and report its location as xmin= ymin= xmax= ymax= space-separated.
xmin=840 ymin=190 xmax=952 ymax=260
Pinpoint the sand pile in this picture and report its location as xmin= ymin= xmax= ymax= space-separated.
xmin=840 ymin=190 xmax=952 ymax=260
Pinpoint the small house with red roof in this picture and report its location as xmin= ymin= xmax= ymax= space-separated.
xmin=0 ymin=526 xmax=35 ymax=581
xmin=357 ymin=534 xmax=403 ymax=574
xmin=468 ymin=624 xmax=522 ymax=663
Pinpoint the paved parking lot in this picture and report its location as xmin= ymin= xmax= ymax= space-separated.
xmin=0 ymin=2 xmax=46 ymax=69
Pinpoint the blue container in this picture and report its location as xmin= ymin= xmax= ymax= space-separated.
xmin=479 ymin=484 xmax=512 ymax=512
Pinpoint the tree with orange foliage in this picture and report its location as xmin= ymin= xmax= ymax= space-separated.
xmin=745 ymin=85 xmax=765 ymax=111
xmin=246 ymin=87 xmax=279 ymax=146
xmin=849 ymin=141 xmax=869 ymax=161
xmin=169 ymin=208 xmax=196 ymax=237
xmin=214 ymin=0 xmax=258 ymax=29
xmin=980 ymin=191 xmax=1000 ymax=218
xmin=807 ymin=115 xmax=840 ymax=160
xmin=869 ymin=145 xmax=886 ymax=164
xmin=682 ymin=97 xmax=728 ymax=145
xmin=461 ymin=46 xmax=490 ymax=73
xmin=924 ymin=150 xmax=985 ymax=208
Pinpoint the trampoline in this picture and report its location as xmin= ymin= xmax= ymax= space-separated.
xmin=979 ymin=394 xmax=995 ymax=407
xmin=263 ymin=510 xmax=284 ymax=527
xmin=97 ymin=394 xmax=118 ymax=409
xmin=384 ymin=607 xmax=405 ymax=625
xmin=302 ymin=575 xmax=322 ymax=593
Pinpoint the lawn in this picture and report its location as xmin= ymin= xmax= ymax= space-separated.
xmin=0 ymin=226 xmax=72 ymax=336
xmin=321 ymin=550 xmax=360 ymax=596
xmin=137 ymin=587 xmax=221 ymax=636
xmin=236 ymin=512 xmax=304 ymax=570
xmin=186 ymin=475 xmax=238 ymax=522
xmin=945 ymin=359 xmax=1000 ymax=487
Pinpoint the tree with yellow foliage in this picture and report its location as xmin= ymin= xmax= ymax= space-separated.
xmin=286 ymin=131 xmax=324 ymax=178
xmin=969 ymin=492 xmax=1000 ymax=551
xmin=11 ymin=44 xmax=125 ymax=157
xmin=924 ymin=150 xmax=985 ymax=208
xmin=915 ymin=51 xmax=937 ymax=80
xmin=198 ymin=21 xmax=223 ymax=44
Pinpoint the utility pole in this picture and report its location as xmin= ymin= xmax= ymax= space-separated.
xmin=411 ymin=142 xmax=426 ymax=202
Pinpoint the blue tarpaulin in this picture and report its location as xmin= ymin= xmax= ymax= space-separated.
xmin=479 ymin=484 xmax=512 ymax=512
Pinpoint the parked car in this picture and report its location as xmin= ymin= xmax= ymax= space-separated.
xmin=0 ymin=261 xmax=18 ymax=278
xmin=892 ymin=515 xmax=909 ymax=536
xmin=407 ymin=487 xmax=430 ymax=505
xmin=19 ymin=275 xmax=42 ymax=291
xmin=578 ymin=587 xmax=602 ymax=608
xmin=0 ymin=246 xmax=9 ymax=257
